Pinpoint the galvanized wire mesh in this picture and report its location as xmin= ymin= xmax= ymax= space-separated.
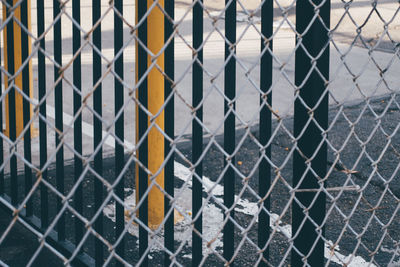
xmin=1 ymin=0 xmax=400 ymax=266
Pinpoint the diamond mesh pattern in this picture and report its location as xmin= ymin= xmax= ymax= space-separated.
xmin=0 ymin=0 xmax=400 ymax=266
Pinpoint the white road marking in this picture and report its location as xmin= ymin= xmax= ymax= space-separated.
xmin=39 ymin=102 xmax=376 ymax=265
xmin=174 ymin=161 xmax=376 ymax=266
xmin=32 ymin=99 xmax=134 ymax=150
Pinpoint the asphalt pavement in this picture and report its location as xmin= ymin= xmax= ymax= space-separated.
xmin=1 ymin=0 xmax=400 ymax=266
xmin=2 ymin=94 xmax=400 ymax=266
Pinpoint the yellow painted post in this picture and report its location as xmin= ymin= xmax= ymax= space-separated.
xmin=135 ymin=0 xmax=166 ymax=229
xmin=3 ymin=0 xmax=34 ymax=137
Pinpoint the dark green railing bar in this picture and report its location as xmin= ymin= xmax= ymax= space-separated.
xmin=20 ymin=0 xmax=32 ymax=217
xmin=164 ymin=0 xmax=175 ymax=265
xmin=6 ymin=0 xmax=18 ymax=207
xmin=138 ymin=1 xmax=148 ymax=265
xmin=192 ymin=0 xmax=203 ymax=265
xmin=37 ymin=0 xmax=48 ymax=228
xmin=53 ymin=0 xmax=65 ymax=241
xmin=92 ymin=0 xmax=103 ymax=263
xmin=292 ymin=0 xmax=330 ymax=266
xmin=258 ymin=0 xmax=273 ymax=265
xmin=72 ymin=0 xmax=83 ymax=244
xmin=114 ymin=0 xmax=124 ymax=263
xmin=223 ymin=0 xmax=236 ymax=265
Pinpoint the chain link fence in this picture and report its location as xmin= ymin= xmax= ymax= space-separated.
xmin=0 ymin=0 xmax=400 ymax=266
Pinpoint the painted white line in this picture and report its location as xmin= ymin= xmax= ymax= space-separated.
xmin=27 ymin=31 xmax=262 ymax=66
xmin=33 ymin=99 xmax=134 ymax=150
xmin=326 ymin=245 xmax=377 ymax=267
xmin=39 ymin=101 xmax=376 ymax=265
xmin=381 ymin=246 xmax=400 ymax=267
xmin=174 ymin=161 xmax=376 ymax=266
xmin=105 ymin=159 xmax=377 ymax=265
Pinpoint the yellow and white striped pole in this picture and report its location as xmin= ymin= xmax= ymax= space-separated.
xmin=3 ymin=0 xmax=34 ymax=137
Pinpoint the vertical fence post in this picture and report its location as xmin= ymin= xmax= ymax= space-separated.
xmin=3 ymin=0 xmax=34 ymax=209
xmin=20 ymin=0 xmax=32 ymax=217
xmin=258 ymin=0 xmax=273 ymax=265
xmin=144 ymin=0 xmax=165 ymax=229
xmin=136 ymin=0 xmax=166 ymax=229
xmin=292 ymin=0 xmax=330 ymax=265
xmin=224 ymin=0 xmax=236 ymax=265
xmin=136 ymin=0 xmax=166 ymax=264
xmin=3 ymin=0 xmax=34 ymax=139
xmin=72 ymin=0 xmax=83 ymax=245
xmin=114 ymin=0 xmax=124 ymax=264
xmin=192 ymin=0 xmax=203 ymax=265
xmin=164 ymin=0 xmax=175 ymax=265
xmin=37 ymin=0 xmax=48 ymax=228
xmin=92 ymin=0 xmax=103 ymax=263
xmin=53 ymin=0 xmax=65 ymax=242
xmin=3 ymin=0 xmax=17 ymax=206
xmin=136 ymin=0 xmax=148 ymax=264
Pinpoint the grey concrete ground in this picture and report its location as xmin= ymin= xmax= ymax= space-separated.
xmin=1 ymin=0 xmax=400 ymax=266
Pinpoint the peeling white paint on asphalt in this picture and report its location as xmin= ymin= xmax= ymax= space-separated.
xmin=174 ymin=161 xmax=224 ymax=197
xmin=382 ymin=246 xmax=400 ymax=267
xmin=42 ymin=105 xmax=375 ymax=265
xmin=103 ymin=161 xmax=375 ymax=266
xmin=40 ymin=95 xmax=376 ymax=265
xmin=324 ymin=242 xmax=378 ymax=267
xmin=103 ymin=187 xmax=223 ymax=253
xmin=182 ymin=254 xmax=192 ymax=259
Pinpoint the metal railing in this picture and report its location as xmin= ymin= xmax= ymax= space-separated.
xmin=0 ymin=0 xmax=400 ymax=266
